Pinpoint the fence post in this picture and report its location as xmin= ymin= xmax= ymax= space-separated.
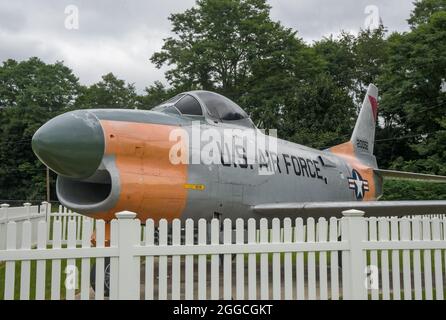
xmin=24 ymin=202 xmax=31 ymax=220
xmin=41 ymin=201 xmax=49 ymax=216
xmin=116 ymin=211 xmax=139 ymax=300
xmin=1 ymin=203 xmax=9 ymax=221
xmin=342 ymin=209 xmax=367 ymax=300
xmin=41 ymin=201 xmax=51 ymax=241
xmin=0 ymin=203 xmax=10 ymax=250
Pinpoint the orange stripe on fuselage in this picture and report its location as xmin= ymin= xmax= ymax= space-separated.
xmin=91 ymin=120 xmax=188 ymax=222
xmin=330 ymin=141 xmax=376 ymax=201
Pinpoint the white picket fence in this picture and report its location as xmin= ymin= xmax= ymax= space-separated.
xmin=45 ymin=205 xmax=94 ymax=247
xmin=0 ymin=202 xmax=93 ymax=250
xmin=1 ymin=208 xmax=446 ymax=300
xmin=0 ymin=203 xmax=44 ymax=251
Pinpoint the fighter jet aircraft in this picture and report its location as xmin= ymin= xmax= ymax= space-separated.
xmin=32 ymin=84 xmax=446 ymax=225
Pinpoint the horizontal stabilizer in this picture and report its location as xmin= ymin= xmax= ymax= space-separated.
xmin=374 ymin=169 xmax=446 ymax=183
xmin=252 ymin=201 xmax=446 ymax=217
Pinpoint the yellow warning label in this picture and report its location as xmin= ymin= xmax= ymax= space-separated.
xmin=184 ymin=184 xmax=206 ymax=191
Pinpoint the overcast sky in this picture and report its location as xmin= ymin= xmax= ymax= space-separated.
xmin=0 ymin=0 xmax=415 ymax=92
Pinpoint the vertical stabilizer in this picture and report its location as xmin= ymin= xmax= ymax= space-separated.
xmin=351 ymin=84 xmax=379 ymax=155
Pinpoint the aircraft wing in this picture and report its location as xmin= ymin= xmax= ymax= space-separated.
xmin=374 ymin=169 xmax=446 ymax=183
xmin=252 ymin=201 xmax=446 ymax=217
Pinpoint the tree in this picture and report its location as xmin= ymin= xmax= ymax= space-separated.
xmin=151 ymin=0 xmax=275 ymax=97
xmin=381 ymin=179 xmax=446 ymax=200
xmin=314 ymin=27 xmax=389 ymax=108
xmin=314 ymin=33 xmax=356 ymax=91
xmin=237 ymin=29 xmax=325 ymax=131
xmin=75 ymin=73 xmax=139 ymax=109
xmin=151 ymin=0 xmax=329 ymax=133
xmin=377 ymin=8 xmax=446 ymax=173
xmin=138 ymin=81 xmax=179 ymax=110
xmin=408 ymin=0 xmax=446 ymax=28
xmin=352 ymin=27 xmax=390 ymax=106
xmin=0 ymin=57 xmax=80 ymax=201
xmin=282 ymin=75 xmax=355 ymax=149
xmin=0 ymin=57 xmax=79 ymax=111
xmin=375 ymin=1 xmax=446 ymax=199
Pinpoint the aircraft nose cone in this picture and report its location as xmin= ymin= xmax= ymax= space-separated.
xmin=32 ymin=110 xmax=104 ymax=179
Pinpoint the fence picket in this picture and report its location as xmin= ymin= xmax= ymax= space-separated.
xmin=318 ymin=218 xmax=328 ymax=300
xmin=329 ymin=217 xmax=339 ymax=300
xmin=235 ymin=218 xmax=244 ymax=300
xmin=41 ymin=202 xmax=51 ymax=244
xmin=80 ymin=219 xmax=91 ymax=300
xmin=283 ymin=218 xmax=292 ymax=300
xmin=172 ymin=219 xmax=181 ymax=300
xmin=259 ymin=219 xmax=269 ymax=300
xmin=368 ymin=217 xmax=379 ymax=300
xmin=400 ymin=218 xmax=412 ymax=300
xmin=61 ymin=210 xmax=66 ymax=241
xmin=390 ymin=217 xmax=401 ymax=300
xmin=210 ymin=219 xmax=219 ymax=300
xmin=198 ymin=219 xmax=207 ymax=300
xmin=109 ymin=220 xmax=118 ymax=300
xmin=412 ymin=217 xmax=422 ymax=300
xmin=223 ymin=219 xmax=232 ymax=300
xmin=444 ymin=219 xmax=446 ymax=292
xmin=295 ymin=218 xmax=305 ymax=300
xmin=94 ymin=220 xmax=105 ymax=300
xmin=144 ymin=219 xmax=154 ymax=300
xmin=185 ymin=219 xmax=194 ymax=300
xmin=35 ymin=221 xmax=47 ymax=300
xmin=51 ymin=220 xmax=62 ymax=300
xmin=272 ymin=218 xmax=281 ymax=300
xmin=432 ymin=218 xmax=443 ymax=300
xmin=158 ymin=219 xmax=168 ymax=300
xmin=307 ymin=218 xmax=316 ymax=300
xmin=422 ymin=218 xmax=433 ymax=300
xmin=19 ymin=220 xmax=31 ymax=300
xmin=76 ymin=216 xmax=81 ymax=242
xmin=65 ymin=219 xmax=76 ymax=300
xmin=5 ymin=222 xmax=16 ymax=300
xmin=378 ymin=218 xmax=390 ymax=300
xmin=378 ymin=217 xmax=390 ymax=300
xmin=247 ymin=219 xmax=256 ymax=300
xmin=341 ymin=218 xmax=349 ymax=300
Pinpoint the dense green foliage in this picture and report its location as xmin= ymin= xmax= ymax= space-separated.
xmin=0 ymin=0 xmax=445 ymax=202
xmin=0 ymin=58 xmax=80 ymax=202
xmin=381 ymin=180 xmax=446 ymax=201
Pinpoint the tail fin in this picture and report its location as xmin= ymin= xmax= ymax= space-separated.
xmin=330 ymin=84 xmax=446 ymax=191
xmin=351 ymin=84 xmax=379 ymax=155
xmin=328 ymin=84 xmax=379 ymax=168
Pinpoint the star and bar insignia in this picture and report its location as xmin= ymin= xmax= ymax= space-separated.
xmin=348 ymin=169 xmax=369 ymax=200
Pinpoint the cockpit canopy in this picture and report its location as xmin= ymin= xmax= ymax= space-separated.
xmin=152 ymin=91 xmax=254 ymax=128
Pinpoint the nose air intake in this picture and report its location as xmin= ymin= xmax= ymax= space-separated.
xmin=32 ymin=110 xmax=105 ymax=179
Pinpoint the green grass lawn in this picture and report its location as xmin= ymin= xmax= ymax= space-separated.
xmin=0 ymin=256 xmax=91 ymax=300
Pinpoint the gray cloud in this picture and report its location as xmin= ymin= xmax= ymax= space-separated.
xmin=0 ymin=0 xmax=415 ymax=92
xmin=0 ymin=6 xmax=27 ymax=32
xmin=269 ymin=0 xmax=414 ymax=42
